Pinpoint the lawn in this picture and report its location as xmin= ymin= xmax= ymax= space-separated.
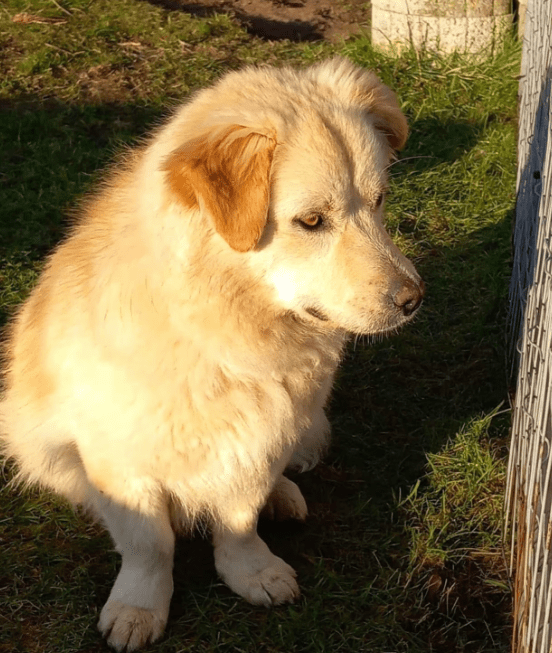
xmin=0 ymin=2 xmax=520 ymax=652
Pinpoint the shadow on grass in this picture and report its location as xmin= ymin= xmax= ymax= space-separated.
xmin=0 ymin=98 xmax=165 ymax=325
xmin=0 ymin=95 xmax=513 ymax=652
xmin=0 ymin=97 xmax=164 ymax=257
xmin=143 ymin=0 xmax=326 ymax=41
xmin=404 ymin=116 xmax=488 ymax=169
xmin=325 ymin=112 xmax=509 ymax=482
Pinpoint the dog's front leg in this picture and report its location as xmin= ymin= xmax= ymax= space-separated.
xmin=213 ymin=519 xmax=299 ymax=606
xmin=212 ymin=453 xmax=300 ymax=606
xmin=93 ymin=490 xmax=175 ymax=652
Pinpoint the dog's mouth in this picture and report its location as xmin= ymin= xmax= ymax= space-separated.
xmin=304 ymin=306 xmax=330 ymax=322
xmin=302 ymin=294 xmax=423 ymax=332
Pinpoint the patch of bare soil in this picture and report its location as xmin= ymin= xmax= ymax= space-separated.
xmin=152 ymin=0 xmax=371 ymax=42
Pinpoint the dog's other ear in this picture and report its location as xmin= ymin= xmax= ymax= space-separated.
xmin=164 ymin=125 xmax=276 ymax=252
xmin=357 ymin=75 xmax=408 ymax=151
xmin=310 ymin=58 xmax=408 ymax=151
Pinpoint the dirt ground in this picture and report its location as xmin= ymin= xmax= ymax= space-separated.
xmin=155 ymin=0 xmax=371 ymax=41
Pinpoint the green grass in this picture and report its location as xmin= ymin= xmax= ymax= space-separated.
xmin=0 ymin=1 xmax=520 ymax=651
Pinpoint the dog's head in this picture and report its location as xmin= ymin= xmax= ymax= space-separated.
xmin=164 ymin=58 xmax=424 ymax=335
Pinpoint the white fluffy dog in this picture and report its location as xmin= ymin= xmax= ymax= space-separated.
xmin=1 ymin=58 xmax=424 ymax=651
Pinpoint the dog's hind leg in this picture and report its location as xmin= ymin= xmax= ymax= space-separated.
xmin=260 ymin=475 xmax=308 ymax=522
xmin=287 ymin=373 xmax=334 ymax=473
xmin=92 ymin=486 xmax=174 ymax=652
xmin=287 ymin=409 xmax=331 ymax=473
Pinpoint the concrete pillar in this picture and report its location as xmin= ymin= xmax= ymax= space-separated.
xmin=371 ymin=0 xmax=514 ymax=53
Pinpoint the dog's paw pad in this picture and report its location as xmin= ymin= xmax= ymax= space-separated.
xmin=98 ymin=601 xmax=166 ymax=652
xmin=261 ymin=477 xmax=308 ymax=522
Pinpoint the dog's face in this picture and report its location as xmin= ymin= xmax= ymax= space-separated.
xmin=252 ymin=108 xmax=423 ymax=335
xmin=165 ymin=59 xmax=424 ymax=335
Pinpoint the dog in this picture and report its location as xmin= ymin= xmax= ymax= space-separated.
xmin=0 ymin=58 xmax=424 ymax=651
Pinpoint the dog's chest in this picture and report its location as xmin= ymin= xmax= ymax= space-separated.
xmin=273 ymin=331 xmax=344 ymax=409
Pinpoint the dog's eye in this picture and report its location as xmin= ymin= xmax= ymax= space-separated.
xmin=298 ymin=214 xmax=324 ymax=230
xmin=374 ymin=193 xmax=385 ymax=209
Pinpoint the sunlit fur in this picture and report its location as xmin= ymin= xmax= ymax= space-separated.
xmin=0 ymin=58 xmax=422 ymax=652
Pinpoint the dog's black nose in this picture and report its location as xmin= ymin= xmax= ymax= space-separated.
xmin=393 ymin=279 xmax=425 ymax=316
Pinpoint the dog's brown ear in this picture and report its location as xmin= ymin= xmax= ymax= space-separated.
xmin=310 ymin=58 xmax=408 ymax=151
xmin=164 ymin=125 xmax=276 ymax=252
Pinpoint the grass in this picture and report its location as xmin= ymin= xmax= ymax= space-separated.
xmin=0 ymin=1 xmax=520 ymax=651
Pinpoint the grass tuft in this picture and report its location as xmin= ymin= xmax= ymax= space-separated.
xmin=404 ymin=409 xmax=509 ymax=568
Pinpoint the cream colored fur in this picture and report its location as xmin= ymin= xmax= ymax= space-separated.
xmin=0 ymin=58 xmax=423 ymax=651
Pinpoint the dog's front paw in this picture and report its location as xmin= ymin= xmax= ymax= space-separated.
xmin=246 ymin=560 xmax=300 ymax=606
xmin=98 ymin=601 xmax=167 ymax=652
xmin=261 ymin=476 xmax=308 ymax=521
xmin=223 ymin=555 xmax=300 ymax=606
